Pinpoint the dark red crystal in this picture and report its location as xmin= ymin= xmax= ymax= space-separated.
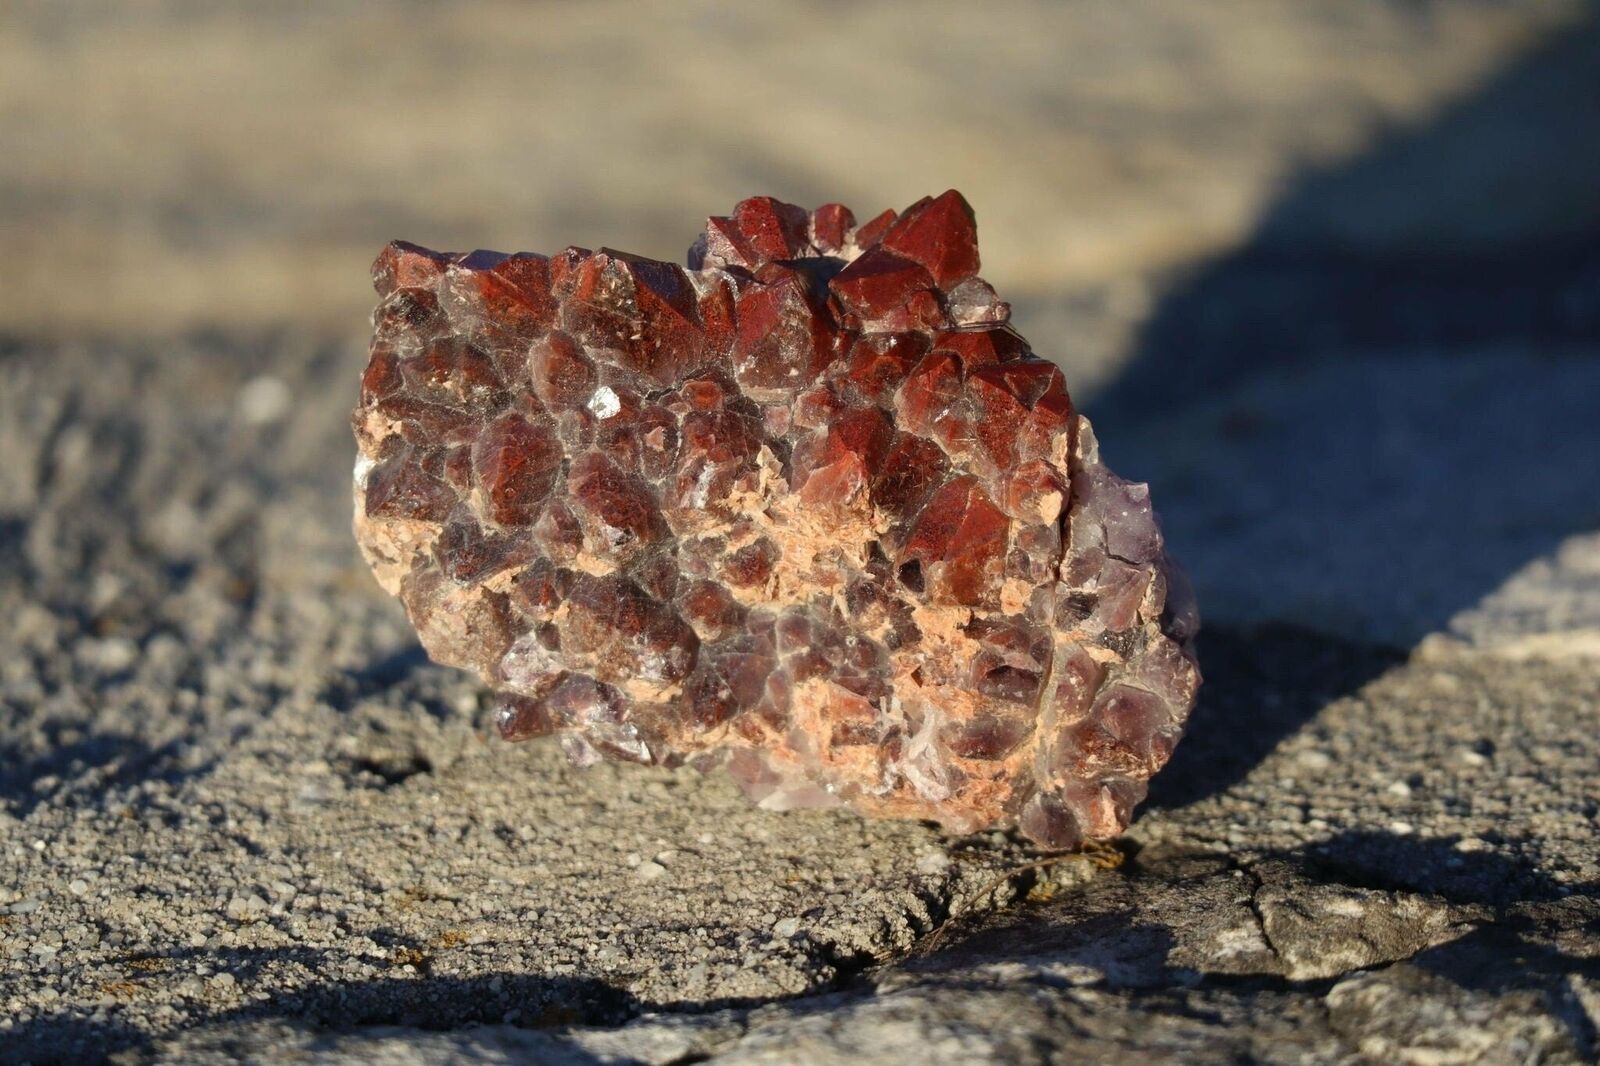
xmin=353 ymin=192 xmax=1199 ymax=848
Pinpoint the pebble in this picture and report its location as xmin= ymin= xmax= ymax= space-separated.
xmin=77 ymin=638 xmax=139 ymax=674
xmin=67 ymin=879 xmax=89 ymax=897
xmin=225 ymin=894 xmax=269 ymax=920
xmin=237 ymin=375 xmax=293 ymax=425
xmin=1296 ymin=749 xmax=1334 ymax=770
xmin=635 ymin=861 xmax=667 ymax=881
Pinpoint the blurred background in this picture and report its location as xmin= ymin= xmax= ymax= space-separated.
xmin=2 ymin=0 xmax=1598 ymax=768
xmin=6 ymin=1 xmax=1597 ymax=342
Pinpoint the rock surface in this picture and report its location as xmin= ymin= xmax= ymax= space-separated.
xmin=4 ymin=320 xmax=1597 ymax=1066
xmin=352 ymin=195 xmax=1197 ymax=848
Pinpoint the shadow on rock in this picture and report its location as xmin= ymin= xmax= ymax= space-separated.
xmin=8 ymin=946 xmax=637 ymax=1065
xmin=1142 ymin=625 xmax=1403 ymax=811
xmin=1092 ymin=7 xmax=1600 ymax=416
xmin=1071 ymin=10 xmax=1600 ymax=808
xmin=916 ymin=831 xmax=1595 ymax=992
xmin=342 ymin=642 xmax=435 ymax=693
xmin=1302 ymin=831 xmax=1600 ymax=1054
xmin=326 ymin=639 xmax=466 ymax=719
xmin=1302 ymin=829 xmax=1594 ymax=909
xmin=0 ymin=735 xmax=216 ymax=821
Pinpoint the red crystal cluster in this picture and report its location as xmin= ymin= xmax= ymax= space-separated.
xmin=352 ymin=192 xmax=1198 ymax=848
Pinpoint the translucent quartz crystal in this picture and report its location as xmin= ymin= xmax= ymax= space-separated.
xmin=352 ymin=192 xmax=1199 ymax=848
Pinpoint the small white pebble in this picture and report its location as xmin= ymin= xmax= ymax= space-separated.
xmin=1296 ymin=749 xmax=1333 ymax=770
xmin=1454 ymin=836 xmax=1490 ymax=854
xmin=1386 ymin=780 xmax=1413 ymax=798
xmin=772 ymin=917 xmax=801 ymax=938
xmin=225 ymin=894 xmax=269 ymax=920
xmin=1388 ymin=821 xmax=1415 ymax=835
xmin=67 ymin=879 xmax=89 ymax=897
xmin=1457 ymin=747 xmax=1490 ymax=768
xmin=634 ymin=861 xmax=666 ymax=881
xmin=238 ymin=375 xmax=293 ymax=425
xmin=79 ymin=638 xmax=138 ymax=673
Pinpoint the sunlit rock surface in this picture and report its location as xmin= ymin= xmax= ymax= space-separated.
xmin=352 ymin=193 xmax=1198 ymax=847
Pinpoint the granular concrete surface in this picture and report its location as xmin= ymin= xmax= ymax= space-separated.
xmin=4 ymin=3 xmax=1600 ymax=1063
xmin=2 ymin=335 xmax=1596 ymax=1063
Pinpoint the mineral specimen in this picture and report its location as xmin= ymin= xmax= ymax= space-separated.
xmin=352 ymin=192 xmax=1199 ymax=848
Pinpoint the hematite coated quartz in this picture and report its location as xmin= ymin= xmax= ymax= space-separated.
xmin=352 ymin=192 xmax=1199 ymax=848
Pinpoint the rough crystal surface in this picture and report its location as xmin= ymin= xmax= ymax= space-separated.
xmin=352 ymin=192 xmax=1199 ymax=848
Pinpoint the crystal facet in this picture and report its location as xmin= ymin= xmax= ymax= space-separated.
xmin=353 ymin=192 xmax=1199 ymax=848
